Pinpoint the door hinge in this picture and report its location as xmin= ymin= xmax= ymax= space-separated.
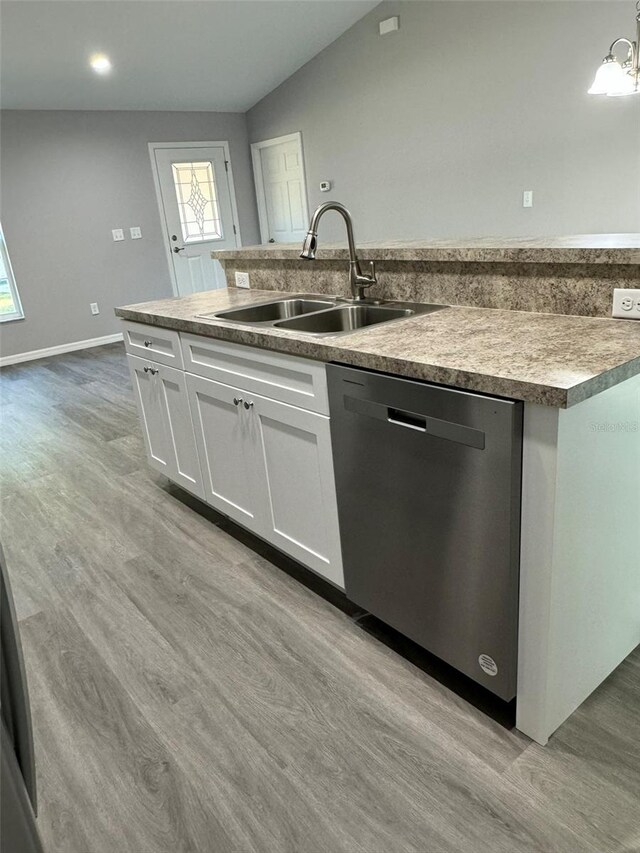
xmin=224 ymin=160 xmax=229 ymax=172
xmin=233 ymin=224 xmax=237 ymax=235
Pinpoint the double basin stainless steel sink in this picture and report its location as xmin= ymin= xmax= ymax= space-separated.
xmin=197 ymin=296 xmax=444 ymax=336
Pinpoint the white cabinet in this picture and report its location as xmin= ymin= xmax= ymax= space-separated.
xmin=186 ymin=373 xmax=263 ymax=529
xmin=127 ymin=354 xmax=203 ymax=499
xmin=252 ymin=393 xmax=343 ymax=587
xmin=125 ymin=322 xmax=344 ymax=588
xmin=186 ymin=373 xmax=344 ymax=588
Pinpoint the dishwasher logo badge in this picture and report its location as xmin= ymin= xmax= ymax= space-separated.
xmin=478 ymin=655 xmax=498 ymax=677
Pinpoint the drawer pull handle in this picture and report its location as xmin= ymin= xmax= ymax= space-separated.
xmin=243 ymin=400 xmax=254 ymax=410
xmin=233 ymin=397 xmax=243 ymax=406
xmin=144 ymin=340 xmax=152 ymax=347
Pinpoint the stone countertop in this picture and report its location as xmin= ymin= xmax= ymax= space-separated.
xmin=115 ymin=288 xmax=640 ymax=408
xmin=213 ymin=234 xmax=640 ymax=265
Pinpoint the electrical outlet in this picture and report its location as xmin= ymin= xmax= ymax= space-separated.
xmin=90 ymin=302 xmax=99 ymax=315
xmin=379 ymin=16 xmax=399 ymax=35
xmin=612 ymin=288 xmax=640 ymax=319
xmin=130 ymin=226 xmax=142 ymax=239
xmin=235 ymin=271 xmax=250 ymax=289
xmin=111 ymin=228 xmax=125 ymax=242
xmin=522 ymin=190 xmax=533 ymax=208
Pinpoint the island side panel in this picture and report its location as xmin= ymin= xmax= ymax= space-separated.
xmin=516 ymin=403 xmax=560 ymax=745
xmin=517 ymin=375 xmax=640 ymax=744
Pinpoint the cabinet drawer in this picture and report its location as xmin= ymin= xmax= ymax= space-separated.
xmin=181 ymin=334 xmax=329 ymax=414
xmin=123 ymin=321 xmax=183 ymax=369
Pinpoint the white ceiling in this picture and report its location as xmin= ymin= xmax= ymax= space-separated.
xmin=0 ymin=0 xmax=379 ymax=111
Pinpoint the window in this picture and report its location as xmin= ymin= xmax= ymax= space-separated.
xmin=0 ymin=224 xmax=24 ymax=322
xmin=171 ymin=161 xmax=223 ymax=243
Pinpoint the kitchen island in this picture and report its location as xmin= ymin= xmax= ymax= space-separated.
xmin=116 ymin=234 xmax=639 ymax=745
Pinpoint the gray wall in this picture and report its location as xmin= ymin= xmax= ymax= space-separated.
xmin=247 ymin=1 xmax=640 ymax=243
xmin=0 ymin=110 xmax=260 ymax=358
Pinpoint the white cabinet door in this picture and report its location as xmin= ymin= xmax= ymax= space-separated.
xmin=156 ymin=363 xmax=204 ymax=499
xmin=250 ymin=393 xmax=344 ymax=588
xmin=127 ymin=355 xmax=203 ymax=499
xmin=185 ymin=374 xmax=262 ymax=529
xmin=128 ymin=354 xmax=173 ymax=477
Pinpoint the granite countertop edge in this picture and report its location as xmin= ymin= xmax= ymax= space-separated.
xmin=212 ymin=234 xmax=640 ymax=265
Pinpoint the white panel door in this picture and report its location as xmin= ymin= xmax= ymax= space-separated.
xmin=156 ymin=363 xmax=204 ymax=499
xmin=186 ymin=373 xmax=262 ymax=529
xmin=152 ymin=145 xmax=239 ymax=296
xmin=250 ymin=393 xmax=344 ymax=588
xmin=252 ymin=133 xmax=309 ymax=243
xmin=127 ymin=355 xmax=172 ymax=477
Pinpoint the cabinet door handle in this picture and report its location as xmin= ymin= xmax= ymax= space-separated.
xmin=144 ymin=340 xmax=152 ymax=347
xmin=233 ymin=397 xmax=243 ymax=406
xmin=143 ymin=366 xmax=149 ymax=373
xmin=243 ymin=400 xmax=254 ymax=410
xmin=150 ymin=368 xmax=159 ymax=376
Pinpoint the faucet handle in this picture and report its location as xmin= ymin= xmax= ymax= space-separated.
xmin=357 ymin=260 xmax=376 ymax=287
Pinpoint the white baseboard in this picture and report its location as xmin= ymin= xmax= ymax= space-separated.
xmin=0 ymin=333 xmax=124 ymax=367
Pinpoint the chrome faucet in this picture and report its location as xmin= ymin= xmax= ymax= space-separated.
xmin=300 ymin=202 xmax=377 ymax=302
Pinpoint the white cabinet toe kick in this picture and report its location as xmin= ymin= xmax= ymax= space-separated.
xmin=124 ymin=321 xmax=640 ymax=746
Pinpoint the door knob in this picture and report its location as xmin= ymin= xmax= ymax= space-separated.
xmin=173 ymin=246 xmax=185 ymax=253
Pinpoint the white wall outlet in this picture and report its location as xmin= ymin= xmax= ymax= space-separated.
xmin=379 ymin=16 xmax=399 ymax=35
xmin=612 ymin=288 xmax=640 ymax=319
xmin=90 ymin=302 xmax=99 ymax=315
xmin=111 ymin=228 xmax=125 ymax=241
xmin=130 ymin=226 xmax=142 ymax=239
xmin=523 ymin=190 xmax=533 ymax=208
xmin=235 ymin=271 xmax=250 ymax=289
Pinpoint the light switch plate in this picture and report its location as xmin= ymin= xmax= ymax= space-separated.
xmin=112 ymin=228 xmax=125 ymax=242
xmin=90 ymin=302 xmax=99 ymax=315
xmin=522 ymin=190 xmax=533 ymax=208
xmin=612 ymin=288 xmax=640 ymax=319
xmin=130 ymin=226 xmax=142 ymax=239
xmin=235 ymin=271 xmax=250 ymax=289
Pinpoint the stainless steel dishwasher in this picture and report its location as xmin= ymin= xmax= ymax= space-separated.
xmin=327 ymin=365 xmax=523 ymax=701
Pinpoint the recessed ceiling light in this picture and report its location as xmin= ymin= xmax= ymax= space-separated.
xmin=89 ymin=53 xmax=112 ymax=75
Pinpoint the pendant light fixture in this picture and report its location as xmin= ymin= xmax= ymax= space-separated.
xmin=588 ymin=1 xmax=640 ymax=96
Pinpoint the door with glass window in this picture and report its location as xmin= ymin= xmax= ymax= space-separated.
xmin=152 ymin=145 xmax=240 ymax=296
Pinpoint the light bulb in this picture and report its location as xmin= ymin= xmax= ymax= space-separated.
xmin=606 ymin=67 xmax=639 ymax=96
xmin=89 ymin=53 xmax=112 ymax=75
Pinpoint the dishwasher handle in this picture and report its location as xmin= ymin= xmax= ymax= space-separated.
xmin=344 ymin=395 xmax=486 ymax=450
xmin=388 ymin=408 xmax=427 ymax=432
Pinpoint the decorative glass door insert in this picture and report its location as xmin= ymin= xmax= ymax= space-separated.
xmin=171 ymin=161 xmax=223 ymax=243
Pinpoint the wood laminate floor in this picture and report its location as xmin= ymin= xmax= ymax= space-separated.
xmin=0 ymin=343 xmax=638 ymax=853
